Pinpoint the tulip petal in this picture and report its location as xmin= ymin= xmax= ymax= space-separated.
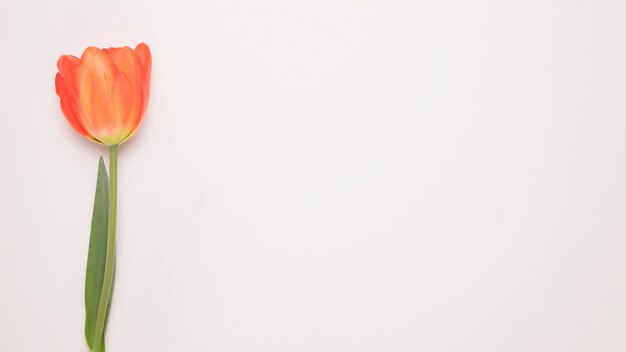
xmin=55 ymin=73 xmax=92 ymax=139
xmin=115 ymin=43 xmax=152 ymax=143
xmin=134 ymin=43 xmax=151 ymax=75
xmin=104 ymin=46 xmax=143 ymax=140
xmin=57 ymin=55 xmax=80 ymax=80
xmin=75 ymin=47 xmax=131 ymax=144
xmin=56 ymin=55 xmax=98 ymax=141
xmin=134 ymin=43 xmax=151 ymax=112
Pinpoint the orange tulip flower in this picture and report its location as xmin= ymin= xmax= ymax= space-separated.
xmin=55 ymin=43 xmax=151 ymax=145
xmin=55 ymin=43 xmax=152 ymax=352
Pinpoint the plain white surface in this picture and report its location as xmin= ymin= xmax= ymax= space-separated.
xmin=2 ymin=0 xmax=626 ymax=351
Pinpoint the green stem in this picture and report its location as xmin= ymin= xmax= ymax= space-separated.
xmin=94 ymin=144 xmax=118 ymax=352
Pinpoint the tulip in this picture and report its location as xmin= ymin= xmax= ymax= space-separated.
xmin=55 ymin=43 xmax=151 ymax=352
xmin=55 ymin=43 xmax=151 ymax=145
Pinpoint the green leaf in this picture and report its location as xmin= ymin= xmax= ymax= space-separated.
xmin=84 ymin=156 xmax=112 ymax=351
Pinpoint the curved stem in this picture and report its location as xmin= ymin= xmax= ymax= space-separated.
xmin=94 ymin=144 xmax=118 ymax=351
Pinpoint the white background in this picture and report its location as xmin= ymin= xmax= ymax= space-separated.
xmin=2 ymin=0 xmax=626 ymax=351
